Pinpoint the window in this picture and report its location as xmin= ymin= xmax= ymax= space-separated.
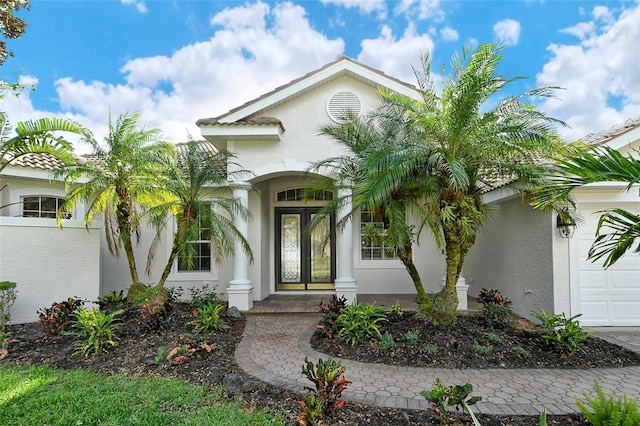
xmin=360 ymin=209 xmax=399 ymax=261
xmin=177 ymin=208 xmax=212 ymax=272
xmin=22 ymin=196 xmax=70 ymax=218
xmin=276 ymin=188 xmax=333 ymax=202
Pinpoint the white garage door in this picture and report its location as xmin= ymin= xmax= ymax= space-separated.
xmin=573 ymin=203 xmax=640 ymax=326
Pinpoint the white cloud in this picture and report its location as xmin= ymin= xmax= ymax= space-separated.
xmin=31 ymin=2 xmax=345 ymax=146
xmin=320 ymin=0 xmax=387 ymax=18
xmin=357 ymin=23 xmax=435 ymax=84
xmin=121 ymin=0 xmax=148 ymax=14
xmin=537 ymin=2 xmax=640 ymax=141
xmin=493 ymin=19 xmax=521 ymax=46
xmin=440 ymin=26 xmax=458 ymax=41
xmin=394 ymin=0 xmax=444 ymax=21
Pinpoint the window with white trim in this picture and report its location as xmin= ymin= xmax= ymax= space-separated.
xmin=360 ymin=209 xmax=399 ymax=261
xmin=177 ymin=208 xmax=212 ymax=272
xmin=22 ymin=196 xmax=70 ymax=219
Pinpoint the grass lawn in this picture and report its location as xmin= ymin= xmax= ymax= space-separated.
xmin=0 ymin=365 xmax=287 ymax=426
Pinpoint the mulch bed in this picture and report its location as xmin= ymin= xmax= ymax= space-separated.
xmin=4 ymin=303 xmax=637 ymax=425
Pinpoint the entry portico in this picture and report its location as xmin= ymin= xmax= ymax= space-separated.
xmin=197 ymin=56 xmax=427 ymax=310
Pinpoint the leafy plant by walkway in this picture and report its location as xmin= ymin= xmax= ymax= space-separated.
xmin=576 ymin=381 xmax=640 ymax=426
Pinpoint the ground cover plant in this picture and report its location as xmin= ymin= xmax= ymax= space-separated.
xmin=2 ymin=295 xmax=638 ymax=425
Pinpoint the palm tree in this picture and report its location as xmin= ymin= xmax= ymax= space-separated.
xmin=55 ymin=112 xmax=173 ymax=296
xmin=311 ymin=108 xmax=434 ymax=306
xmin=317 ymin=43 xmax=567 ymax=325
xmin=0 ymin=110 xmax=92 ymax=173
xmin=144 ymin=140 xmax=253 ymax=290
xmin=531 ymin=145 xmax=640 ymax=268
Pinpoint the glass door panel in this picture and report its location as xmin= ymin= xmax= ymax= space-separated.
xmin=280 ymin=213 xmax=301 ymax=283
xmin=310 ymin=213 xmax=331 ymax=283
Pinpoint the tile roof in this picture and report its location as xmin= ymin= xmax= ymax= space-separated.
xmin=582 ymin=116 xmax=640 ymax=146
xmin=2 ymin=152 xmax=66 ymax=171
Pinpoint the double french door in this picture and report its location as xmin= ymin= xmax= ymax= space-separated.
xmin=276 ymin=208 xmax=335 ymax=290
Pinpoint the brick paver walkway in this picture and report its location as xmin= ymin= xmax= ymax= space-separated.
xmin=235 ymin=313 xmax=640 ymax=416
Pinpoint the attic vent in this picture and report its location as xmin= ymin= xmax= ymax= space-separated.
xmin=327 ymin=91 xmax=361 ymax=122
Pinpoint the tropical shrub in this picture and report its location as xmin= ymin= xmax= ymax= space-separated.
xmin=336 ymin=303 xmax=387 ymax=347
xmin=97 ymin=290 xmax=125 ymax=312
xmin=315 ymin=295 xmax=347 ymax=339
xmin=297 ymin=357 xmax=350 ymax=425
xmin=421 ymin=378 xmax=482 ymax=424
xmin=37 ymin=297 xmax=83 ymax=335
xmin=140 ymin=299 xmax=170 ymax=331
xmin=189 ymin=301 xmax=229 ymax=334
xmin=69 ymin=307 xmax=123 ymax=357
xmin=190 ymin=284 xmax=222 ymax=308
xmin=576 ymin=381 xmax=640 ymax=426
xmin=477 ymin=288 xmax=513 ymax=329
xmin=532 ymin=308 xmax=593 ymax=356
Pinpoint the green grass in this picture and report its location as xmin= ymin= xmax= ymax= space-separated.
xmin=0 ymin=365 xmax=287 ymax=426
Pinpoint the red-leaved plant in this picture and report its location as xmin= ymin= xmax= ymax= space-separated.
xmin=296 ymin=357 xmax=351 ymax=425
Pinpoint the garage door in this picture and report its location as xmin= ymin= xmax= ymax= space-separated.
xmin=573 ymin=203 xmax=640 ymax=326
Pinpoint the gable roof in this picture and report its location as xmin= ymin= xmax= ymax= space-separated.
xmin=196 ymin=56 xmax=418 ymax=126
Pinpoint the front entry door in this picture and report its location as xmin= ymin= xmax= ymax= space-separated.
xmin=276 ymin=208 xmax=335 ymax=290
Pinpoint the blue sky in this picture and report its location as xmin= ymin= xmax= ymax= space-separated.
xmin=2 ymin=0 xmax=639 ymax=148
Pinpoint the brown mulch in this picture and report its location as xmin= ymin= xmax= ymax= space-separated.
xmin=4 ymin=303 xmax=636 ymax=425
xmin=311 ymin=311 xmax=640 ymax=369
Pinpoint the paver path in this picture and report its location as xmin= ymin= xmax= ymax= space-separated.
xmin=235 ymin=313 xmax=640 ymax=415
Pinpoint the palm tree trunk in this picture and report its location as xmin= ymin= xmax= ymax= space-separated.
xmin=397 ymin=241 xmax=430 ymax=306
xmin=157 ymin=230 xmax=182 ymax=289
xmin=431 ymin=226 xmax=461 ymax=325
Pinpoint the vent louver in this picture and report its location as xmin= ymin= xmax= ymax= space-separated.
xmin=327 ymin=91 xmax=361 ymax=122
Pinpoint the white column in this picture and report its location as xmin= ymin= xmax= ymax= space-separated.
xmin=227 ymin=187 xmax=254 ymax=311
xmin=334 ymin=188 xmax=358 ymax=305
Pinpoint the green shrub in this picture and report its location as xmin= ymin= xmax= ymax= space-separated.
xmin=387 ymin=301 xmax=404 ymax=317
xmin=69 ymin=307 xmax=123 ymax=357
xmin=514 ymin=346 xmax=530 ymax=358
xmin=315 ymin=295 xmax=347 ymax=340
xmin=421 ymin=378 xmax=482 ymax=424
xmin=378 ymin=332 xmax=395 ymax=351
xmin=404 ymin=330 xmax=420 ymax=344
xmin=336 ymin=303 xmax=387 ymax=347
xmin=190 ymin=284 xmax=222 ymax=308
xmin=424 ymin=344 xmax=438 ymax=356
xmin=37 ymin=297 xmax=84 ymax=335
xmin=473 ymin=343 xmax=490 ymax=355
xmin=576 ymin=381 xmax=640 ymax=426
xmin=297 ymin=357 xmax=350 ymax=425
xmin=532 ymin=308 xmax=593 ymax=356
xmin=487 ymin=333 xmax=502 ymax=344
xmin=477 ymin=288 xmax=513 ymax=329
xmin=0 ymin=281 xmax=17 ymax=334
xmin=189 ymin=301 xmax=229 ymax=333
xmin=97 ymin=290 xmax=125 ymax=312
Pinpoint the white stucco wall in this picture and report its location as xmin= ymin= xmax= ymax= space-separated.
xmin=0 ymin=218 xmax=101 ymax=324
xmin=464 ymin=197 xmax=555 ymax=319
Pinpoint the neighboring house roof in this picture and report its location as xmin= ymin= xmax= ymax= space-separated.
xmin=196 ymin=56 xmax=418 ymax=126
xmin=582 ymin=116 xmax=640 ymax=148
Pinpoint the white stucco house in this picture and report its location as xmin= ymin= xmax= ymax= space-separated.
xmin=1 ymin=57 xmax=638 ymax=326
